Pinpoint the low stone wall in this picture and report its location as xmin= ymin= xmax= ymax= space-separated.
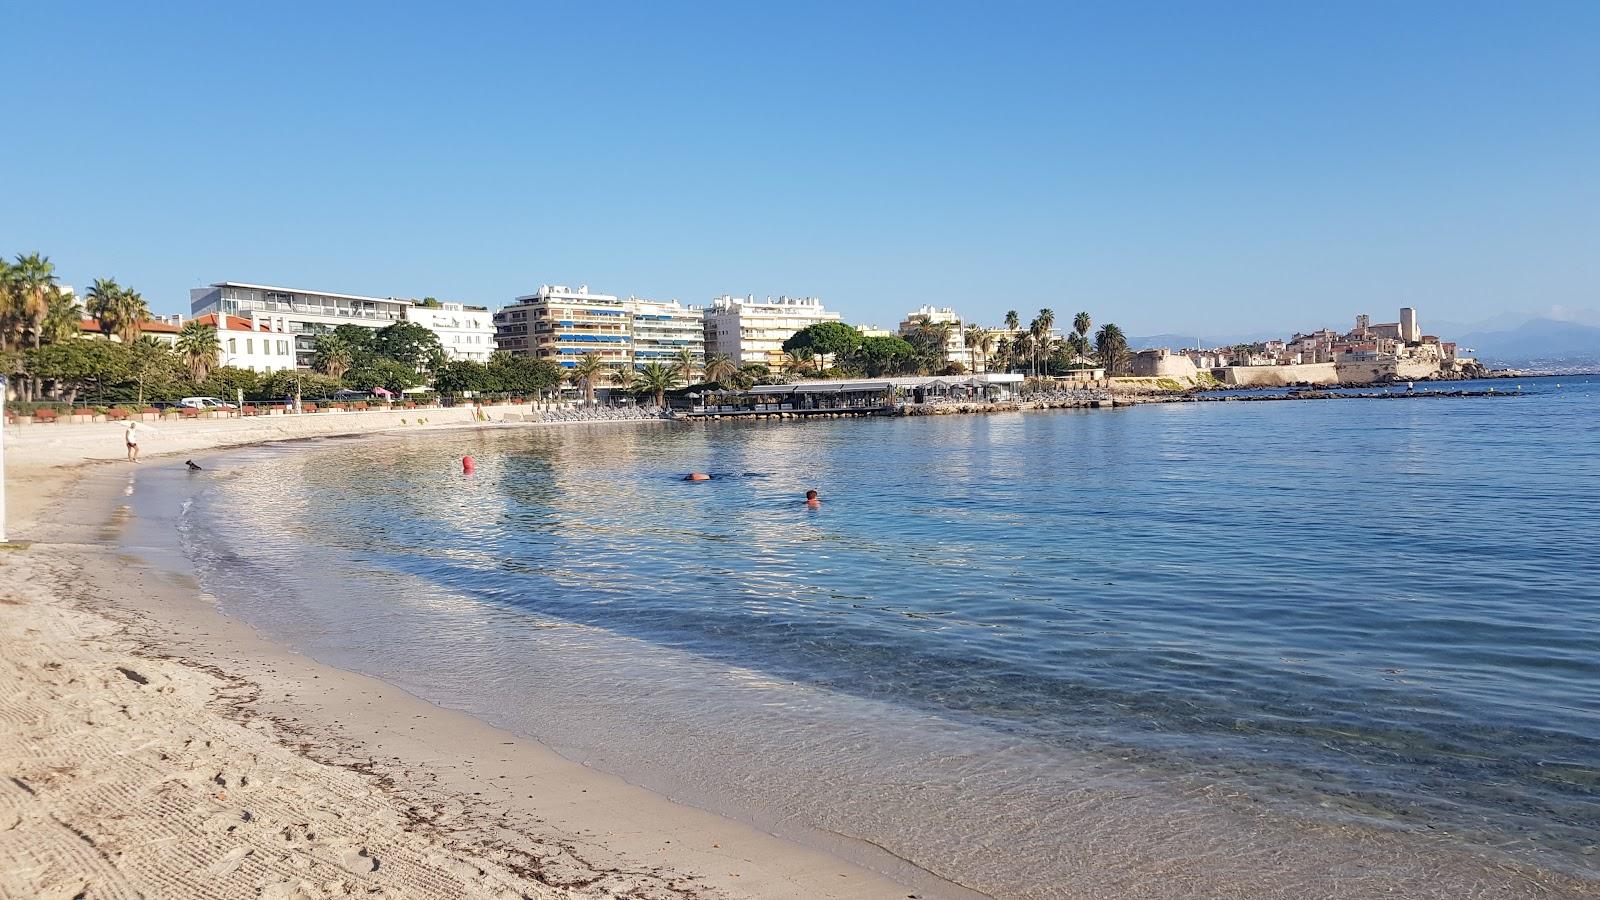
xmin=1217 ymin=363 xmax=1340 ymax=387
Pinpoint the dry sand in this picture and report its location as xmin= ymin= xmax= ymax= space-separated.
xmin=0 ymin=417 xmax=947 ymax=900
xmin=9 ymin=416 xmax=1589 ymax=900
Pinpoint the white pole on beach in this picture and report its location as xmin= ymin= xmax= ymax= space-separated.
xmin=0 ymin=374 xmax=8 ymax=543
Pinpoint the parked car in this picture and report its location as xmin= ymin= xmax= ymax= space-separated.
xmin=178 ymin=396 xmax=237 ymax=410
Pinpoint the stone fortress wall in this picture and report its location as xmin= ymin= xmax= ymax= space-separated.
xmin=1214 ymin=358 xmax=1444 ymax=386
xmin=1217 ymin=363 xmax=1340 ymax=387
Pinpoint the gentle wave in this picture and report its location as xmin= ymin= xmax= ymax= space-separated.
xmin=166 ymin=376 xmax=1600 ymax=895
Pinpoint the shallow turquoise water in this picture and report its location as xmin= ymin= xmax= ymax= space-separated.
xmin=154 ymin=376 xmax=1600 ymax=894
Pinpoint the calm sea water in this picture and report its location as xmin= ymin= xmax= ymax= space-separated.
xmin=143 ymin=376 xmax=1600 ymax=896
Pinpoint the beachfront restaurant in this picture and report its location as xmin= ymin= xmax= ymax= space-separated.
xmin=685 ymin=374 xmax=1024 ymax=416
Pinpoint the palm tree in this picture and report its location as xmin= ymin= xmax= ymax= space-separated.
xmin=732 ymin=363 xmax=768 ymax=390
xmin=112 ymin=289 xmax=150 ymax=343
xmin=963 ymin=324 xmax=997 ymax=373
xmin=1026 ymin=316 xmax=1044 ymax=377
xmin=962 ymin=324 xmax=983 ymax=372
xmin=86 ymin=278 xmax=122 ymax=337
xmin=1073 ymin=311 xmax=1092 ymax=348
xmin=1038 ymin=335 xmax=1061 ymax=376
xmin=1064 ymin=331 xmax=1090 ymax=362
xmin=671 ymin=348 xmax=700 ymax=383
xmin=570 ymin=353 xmax=607 ymax=405
xmin=40 ymin=288 xmax=81 ymax=344
xmin=930 ymin=320 xmax=957 ymax=370
xmin=1095 ymin=323 xmax=1130 ymax=376
xmin=0 ymin=259 xmax=19 ymax=350
xmin=634 ymin=361 xmax=681 ymax=407
xmin=176 ymin=320 xmax=220 ymax=382
xmin=313 ymin=334 xmax=354 ymax=379
xmin=782 ymin=348 xmax=815 ymax=377
xmin=10 ymin=253 xmax=59 ymax=348
xmin=1035 ymin=308 xmax=1056 ymax=377
xmin=994 ymin=336 xmax=1013 ymax=373
xmin=87 ymin=278 xmax=149 ymax=343
xmin=1004 ymin=310 xmax=1020 ymax=333
xmin=703 ymin=352 xmax=737 ymax=385
xmin=611 ymin=363 xmax=639 ymax=395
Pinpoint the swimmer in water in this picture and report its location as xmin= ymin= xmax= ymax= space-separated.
xmin=684 ymin=472 xmax=712 ymax=481
xmin=805 ymin=489 xmax=820 ymax=508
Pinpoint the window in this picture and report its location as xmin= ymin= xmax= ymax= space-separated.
xmin=278 ymin=340 xmax=289 ymax=355
xmin=228 ymin=338 xmax=237 ymax=353
xmin=246 ymin=339 xmax=253 ymax=354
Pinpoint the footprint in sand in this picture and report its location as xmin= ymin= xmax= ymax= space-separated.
xmin=338 ymin=847 xmax=379 ymax=874
xmin=205 ymin=845 xmax=254 ymax=876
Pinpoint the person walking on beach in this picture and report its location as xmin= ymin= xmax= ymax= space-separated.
xmin=125 ymin=420 xmax=142 ymax=462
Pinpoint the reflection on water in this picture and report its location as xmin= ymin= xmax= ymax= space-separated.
xmin=148 ymin=377 xmax=1599 ymax=897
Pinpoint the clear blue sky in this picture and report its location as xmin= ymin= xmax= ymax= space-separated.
xmin=5 ymin=1 xmax=1596 ymax=339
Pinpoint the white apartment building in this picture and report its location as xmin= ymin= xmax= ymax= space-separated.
xmin=190 ymin=282 xmax=411 ymax=371
xmin=150 ymin=312 xmax=298 ymax=373
xmin=898 ymin=304 xmax=974 ymax=370
xmin=703 ymin=294 xmax=841 ymax=368
xmin=404 ymin=302 xmax=496 ymax=362
xmin=628 ymin=297 xmax=705 ymax=366
xmin=207 ymin=314 xmax=298 ymax=373
xmin=493 ymin=284 xmax=631 ymax=372
xmin=493 ymin=285 xmax=706 ymax=372
xmin=188 ymin=282 xmax=495 ymax=371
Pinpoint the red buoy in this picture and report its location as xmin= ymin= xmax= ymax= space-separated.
xmin=462 ymin=455 xmax=476 ymax=474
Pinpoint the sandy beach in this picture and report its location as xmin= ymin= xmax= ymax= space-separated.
xmin=0 ymin=416 xmax=951 ymax=900
xmin=5 ymin=413 xmax=1595 ymax=900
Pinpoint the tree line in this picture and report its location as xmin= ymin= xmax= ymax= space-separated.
xmin=1 ymin=251 xmax=569 ymax=408
xmin=7 ymin=250 xmax=1137 ymax=409
xmin=778 ymin=311 xmax=1131 ymax=379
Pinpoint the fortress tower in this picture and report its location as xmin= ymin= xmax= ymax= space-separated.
xmin=1399 ymin=307 xmax=1419 ymax=343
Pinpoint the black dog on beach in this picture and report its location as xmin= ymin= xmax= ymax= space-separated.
xmin=185 ymin=460 xmax=202 ymax=471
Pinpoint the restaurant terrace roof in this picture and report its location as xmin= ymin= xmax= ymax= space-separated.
xmin=745 ymin=374 xmax=1022 ymax=395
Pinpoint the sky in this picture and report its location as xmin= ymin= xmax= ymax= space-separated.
xmin=5 ymin=0 xmax=1597 ymax=339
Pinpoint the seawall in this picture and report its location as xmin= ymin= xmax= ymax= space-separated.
xmin=1217 ymin=362 xmax=1340 ymax=387
xmin=1217 ymin=359 xmax=1446 ymax=386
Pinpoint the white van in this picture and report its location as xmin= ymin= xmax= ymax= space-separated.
xmin=178 ymin=397 xmax=235 ymax=409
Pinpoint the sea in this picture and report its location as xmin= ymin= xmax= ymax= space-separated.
xmin=127 ymin=376 xmax=1600 ymax=897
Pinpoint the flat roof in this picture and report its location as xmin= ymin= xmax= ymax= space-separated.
xmin=206 ymin=282 xmax=410 ymax=305
xmin=746 ymin=374 xmax=1023 ymax=395
xmin=748 ymin=381 xmax=893 ymax=395
xmin=79 ymin=317 xmax=181 ymax=334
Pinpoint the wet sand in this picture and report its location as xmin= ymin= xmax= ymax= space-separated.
xmin=3 ymin=419 xmax=1595 ymax=899
xmin=0 ymin=427 xmax=951 ymax=899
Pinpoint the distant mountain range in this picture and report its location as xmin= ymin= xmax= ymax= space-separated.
xmin=1127 ymin=331 xmax=1284 ymax=349
xmin=1457 ymin=318 xmax=1600 ymax=367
